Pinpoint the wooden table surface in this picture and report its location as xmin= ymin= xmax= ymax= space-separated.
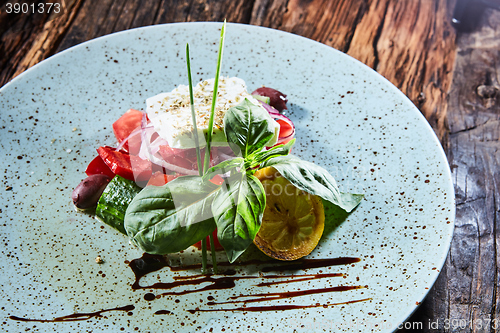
xmin=1 ymin=0 xmax=499 ymax=331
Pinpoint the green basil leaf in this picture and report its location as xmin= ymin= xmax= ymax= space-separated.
xmin=261 ymin=155 xmax=363 ymax=212
xmin=212 ymin=171 xmax=266 ymax=263
xmin=246 ymin=138 xmax=295 ymax=169
xmin=202 ymin=157 xmax=244 ymax=182
xmin=124 ymin=176 xmax=219 ymax=254
xmin=224 ymin=98 xmax=278 ymax=158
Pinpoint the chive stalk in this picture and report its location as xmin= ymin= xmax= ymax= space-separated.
xmin=201 ymin=20 xmax=226 ymax=274
xmin=186 ymin=44 xmax=203 ymax=176
xmin=203 ymin=20 xmax=226 ymax=174
xmin=186 ymin=20 xmax=227 ymax=275
xmin=186 ymin=43 xmax=208 ymax=273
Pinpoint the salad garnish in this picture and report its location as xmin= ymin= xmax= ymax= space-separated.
xmin=186 ymin=41 xmax=211 ymax=273
xmin=72 ymin=21 xmax=364 ymax=274
xmin=203 ymin=20 xmax=226 ymax=175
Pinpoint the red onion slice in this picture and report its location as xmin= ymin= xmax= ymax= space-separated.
xmin=137 ymin=113 xmax=200 ymax=175
xmin=115 ymin=112 xmax=152 ymax=151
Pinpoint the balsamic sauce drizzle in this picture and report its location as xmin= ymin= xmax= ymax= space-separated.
xmin=9 ymin=305 xmax=135 ymax=323
xmin=129 ymin=253 xmax=369 ymax=312
xmin=253 ymin=273 xmax=343 ymax=287
xmin=9 ymin=253 xmax=367 ymax=322
xmin=137 ymin=273 xmax=346 ymax=298
xmin=216 ymin=285 xmax=366 ymax=305
xmin=128 ymin=253 xmax=360 ymax=289
xmin=187 ymin=298 xmax=372 ymax=313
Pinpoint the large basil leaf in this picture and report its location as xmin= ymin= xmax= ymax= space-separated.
xmin=224 ymin=98 xmax=278 ymax=158
xmin=212 ymin=171 xmax=266 ymax=263
xmin=124 ymin=176 xmax=219 ymax=254
xmin=261 ymin=155 xmax=363 ymax=212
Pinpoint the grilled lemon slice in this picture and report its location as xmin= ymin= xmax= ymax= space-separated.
xmin=254 ymin=167 xmax=325 ymax=260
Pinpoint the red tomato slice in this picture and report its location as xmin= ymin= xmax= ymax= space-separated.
xmin=277 ymin=119 xmax=294 ymax=138
xmin=112 ymin=109 xmax=144 ymax=151
xmin=158 ymin=145 xmax=196 ymax=170
xmin=97 ymin=146 xmax=152 ymax=182
xmin=160 ymin=145 xmax=189 ymax=159
xmin=193 ymin=230 xmax=224 ymax=251
xmin=146 ymin=171 xmax=180 ymax=186
xmin=85 ymin=155 xmax=115 ymax=178
xmin=126 ymin=129 xmax=143 ymax=155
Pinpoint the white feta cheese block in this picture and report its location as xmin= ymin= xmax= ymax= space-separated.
xmin=146 ymin=77 xmax=279 ymax=149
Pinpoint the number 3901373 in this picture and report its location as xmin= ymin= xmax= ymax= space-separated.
xmin=5 ymin=2 xmax=61 ymax=14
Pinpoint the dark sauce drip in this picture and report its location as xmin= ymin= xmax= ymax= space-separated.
xmin=188 ymin=298 xmax=372 ymax=313
xmin=173 ymin=269 xmax=237 ymax=280
xmin=207 ymin=285 xmax=365 ymax=306
xmin=128 ymin=253 xmax=362 ymax=296
xmin=261 ymin=257 xmax=361 ymax=272
xmin=128 ymin=253 xmax=360 ymax=288
xmin=125 ymin=254 xmax=367 ymax=312
xmin=137 ymin=273 xmax=347 ymax=298
xmin=154 ymin=310 xmax=172 ymax=315
xmin=128 ymin=253 xmax=169 ymax=289
xmin=9 ymin=255 xmax=365 ymax=323
xmin=155 ymin=276 xmax=237 ymax=297
xmin=255 ymin=273 xmax=343 ymax=287
xmin=144 ymin=293 xmax=156 ymax=301
xmin=173 ymin=272 xmax=341 ymax=283
xmin=8 ymin=305 xmax=135 ymax=323
xmin=129 ymin=253 xmax=364 ymax=311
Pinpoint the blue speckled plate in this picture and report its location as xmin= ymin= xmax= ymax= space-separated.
xmin=0 ymin=22 xmax=454 ymax=332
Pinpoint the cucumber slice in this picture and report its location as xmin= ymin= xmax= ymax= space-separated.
xmin=96 ymin=175 xmax=142 ymax=235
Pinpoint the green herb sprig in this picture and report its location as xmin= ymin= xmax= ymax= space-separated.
xmin=185 ymin=44 xmax=203 ymax=176
xmin=186 ymin=43 xmax=210 ymax=273
xmin=203 ymin=20 xmax=226 ymax=174
xmin=184 ymin=20 xmax=226 ymax=274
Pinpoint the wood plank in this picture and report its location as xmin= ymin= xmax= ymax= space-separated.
xmin=55 ymin=0 xmax=117 ymax=52
xmin=56 ymin=0 xmax=254 ymax=52
xmin=445 ymin=9 xmax=500 ymax=330
xmin=347 ymin=0 xmax=388 ymax=67
xmin=129 ymin=0 xmax=162 ymax=29
xmin=349 ymin=0 xmax=456 ymax=140
xmin=251 ymin=0 xmax=367 ymax=52
xmin=250 ymin=0 xmax=456 ymax=140
xmin=154 ymin=0 xmax=254 ymax=25
xmin=250 ymin=0 xmax=288 ymax=27
xmin=0 ymin=0 xmax=83 ymax=86
xmin=403 ymin=7 xmax=500 ymax=332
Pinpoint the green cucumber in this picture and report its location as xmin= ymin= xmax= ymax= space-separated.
xmin=96 ymin=175 xmax=142 ymax=235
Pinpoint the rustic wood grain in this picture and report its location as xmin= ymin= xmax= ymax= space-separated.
xmin=278 ymin=0 xmax=368 ymax=52
xmin=0 ymin=0 xmax=83 ymax=86
xmin=350 ymin=0 xmax=456 ymax=141
xmin=401 ymin=7 xmax=500 ymax=332
xmin=445 ymin=8 xmax=500 ymax=331
xmin=249 ymin=0 xmax=457 ymax=140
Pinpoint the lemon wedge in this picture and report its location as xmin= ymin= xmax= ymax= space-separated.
xmin=254 ymin=167 xmax=325 ymax=260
